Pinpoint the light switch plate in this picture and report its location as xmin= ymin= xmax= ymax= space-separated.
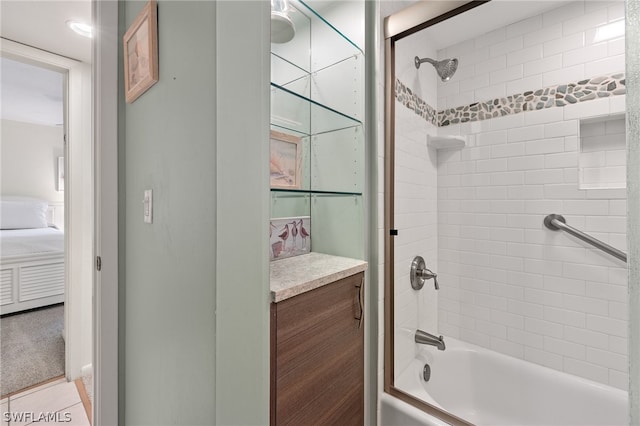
xmin=143 ymin=189 xmax=153 ymax=223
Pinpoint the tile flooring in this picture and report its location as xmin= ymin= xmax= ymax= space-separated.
xmin=1 ymin=379 xmax=89 ymax=426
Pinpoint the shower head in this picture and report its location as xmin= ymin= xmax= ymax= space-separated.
xmin=271 ymin=0 xmax=295 ymax=43
xmin=414 ymin=56 xmax=459 ymax=82
xmin=271 ymin=12 xmax=295 ymax=43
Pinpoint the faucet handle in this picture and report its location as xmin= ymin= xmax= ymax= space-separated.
xmin=421 ymin=268 xmax=438 ymax=290
xmin=431 ymin=272 xmax=439 ymax=290
xmin=410 ymin=256 xmax=439 ymax=290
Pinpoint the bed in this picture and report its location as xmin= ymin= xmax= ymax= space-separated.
xmin=0 ymin=197 xmax=64 ymax=315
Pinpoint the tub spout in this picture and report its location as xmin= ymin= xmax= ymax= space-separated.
xmin=415 ymin=329 xmax=446 ymax=351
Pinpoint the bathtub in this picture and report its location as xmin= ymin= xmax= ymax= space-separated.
xmin=380 ymin=337 xmax=628 ymax=426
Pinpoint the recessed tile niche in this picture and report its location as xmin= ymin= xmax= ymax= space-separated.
xmin=579 ymin=114 xmax=626 ymax=190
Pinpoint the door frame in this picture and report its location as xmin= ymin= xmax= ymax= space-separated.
xmin=92 ymin=1 xmax=119 ymax=424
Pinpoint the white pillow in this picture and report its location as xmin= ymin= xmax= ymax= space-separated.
xmin=1 ymin=197 xmax=49 ymax=229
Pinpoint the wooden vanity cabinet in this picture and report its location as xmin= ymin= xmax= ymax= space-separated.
xmin=270 ymin=272 xmax=365 ymax=426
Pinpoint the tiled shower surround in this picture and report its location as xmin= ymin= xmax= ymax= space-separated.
xmin=436 ymin=97 xmax=628 ymax=391
xmin=389 ymin=0 xmax=628 ymax=391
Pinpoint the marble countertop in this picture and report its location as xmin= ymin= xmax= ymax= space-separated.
xmin=270 ymin=252 xmax=368 ymax=303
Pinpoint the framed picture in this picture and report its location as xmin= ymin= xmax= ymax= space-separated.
xmin=270 ymin=216 xmax=311 ymax=261
xmin=270 ymin=130 xmax=302 ymax=189
xmin=57 ymin=157 xmax=64 ymax=192
xmin=123 ymin=0 xmax=159 ymax=103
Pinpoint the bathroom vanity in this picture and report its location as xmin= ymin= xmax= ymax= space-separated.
xmin=270 ymin=252 xmax=367 ymax=425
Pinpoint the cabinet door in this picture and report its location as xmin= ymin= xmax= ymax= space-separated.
xmin=272 ymin=272 xmax=364 ymax=425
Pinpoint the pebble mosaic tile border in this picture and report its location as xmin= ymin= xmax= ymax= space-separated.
xmin=395 ymin=73 xmax=626 ymax=128
xmin=395 ymin=79 xmax=438 ymax=126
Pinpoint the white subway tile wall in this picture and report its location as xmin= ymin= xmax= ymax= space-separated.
xmin=437 ymin=103 xmax=627 ymax=390
xmin=437 ymin=1 xmax=625 ymax=113
xmin=434 ymin=0 xmax=627 ymax=390
xmin=378 ymin=0 xmax=627 ymax=397
xmin=416 ymin=2 xmax=628 ymax=389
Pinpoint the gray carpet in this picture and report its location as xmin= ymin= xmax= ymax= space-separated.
xmin=1 ymin=304 xmax=65 ymax=396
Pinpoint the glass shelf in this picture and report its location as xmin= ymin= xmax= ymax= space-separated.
xmin=270 ymin=0 xmax=365 ymax=261
xmin=271 ymin=188 xmax=362 ymax=197
xmin=271 ymin=83 xmax=362 ymax=136
xmin=271 ymin=53 xmax=311 ymax=99
xmin=298 ymin=0 xmax=363 ymax=55
xmin=271 ymin=0 xmax=363 ymax=76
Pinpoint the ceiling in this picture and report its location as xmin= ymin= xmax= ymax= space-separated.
xmin=414 ymin=0 xmax=571 ymax=50
xmin=1 ymin=1 xmax=91 ymax=63
xmin=0 ymin=0 xmax=612 ymax=125
xmin=1 ymin=57 xmax=64 ymax=126
xmin=1 ymin=0 xmax=91 ymax=126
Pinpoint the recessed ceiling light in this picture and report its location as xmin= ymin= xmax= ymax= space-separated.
xmin=66 ymin=20 xmax=93 ymax=38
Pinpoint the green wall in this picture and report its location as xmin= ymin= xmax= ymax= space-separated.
xmin=121 ymin=1 xmax=216 ymax=424
xmin=120 ymin=1 xmax=270 ymax=424
xmin=215 ymin=2 xmax=270 ymax=424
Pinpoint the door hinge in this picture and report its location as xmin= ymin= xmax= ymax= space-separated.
xmin=96 ymin=256 xmax=102 ymax=271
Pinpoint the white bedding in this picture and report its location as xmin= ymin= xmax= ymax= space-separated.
xmin=0 ymin=227 xmax=64 ymax=258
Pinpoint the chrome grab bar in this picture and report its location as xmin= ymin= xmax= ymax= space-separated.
xmin=544 ymin=214 xmax=627 ymax=263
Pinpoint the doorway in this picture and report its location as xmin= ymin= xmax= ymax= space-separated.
xmin=0 ymin=56 xmax=67 ymax=397
xmin=0 ymin=34 xmax=93 ymax=423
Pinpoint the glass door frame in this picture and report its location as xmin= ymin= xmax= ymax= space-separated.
xmin=382 ymin=2 xmax=488 ymax=424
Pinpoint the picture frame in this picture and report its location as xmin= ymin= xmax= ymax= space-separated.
xmin=270 ymin=130 xmax=302 ymax=189
xmin=123 ymin=0 xmax=159 ymax=104
xmin=270 ymin=216 xmax=311 ymax=261
xmin=57 ymin=157 xmax=64 ymax=192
